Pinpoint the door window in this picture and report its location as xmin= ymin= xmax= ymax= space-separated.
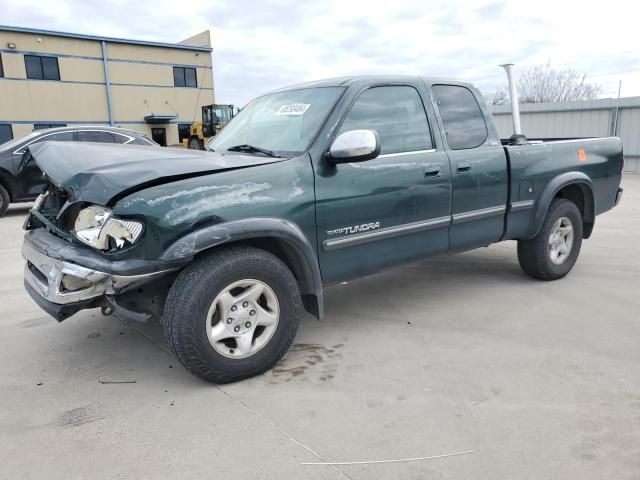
xmin=18 ymin=131 xmax=74 ymax=153
xmin=432 ymin=85 xmax=488 ymax=150
xmin=338 ymin=86 xmax=432 ymax=155
xmin=77 ymin=131 xmax=117 ymax=143
xmin=34 ymin=132 xmax=75 ymax=143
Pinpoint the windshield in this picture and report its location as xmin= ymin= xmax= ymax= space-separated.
xmin=0 ymin=131 xmax=41 ymax=151
xmin=213 ymin=106 xmax=232 ymax=123
xmin=207 ymin=87 xmax=344 ymax=156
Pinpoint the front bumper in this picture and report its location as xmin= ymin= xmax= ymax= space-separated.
xmin=22 ymin=229 xmax=177 ymax=321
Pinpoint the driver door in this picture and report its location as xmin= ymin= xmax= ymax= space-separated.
xmin=313 ymin=84 xmax=452 ymax=284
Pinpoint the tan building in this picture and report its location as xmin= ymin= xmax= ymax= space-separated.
xmin=0 ymin=25 xmax=214 ymax=146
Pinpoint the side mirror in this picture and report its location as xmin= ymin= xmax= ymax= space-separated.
xmin=326 ymin=129 xmax=380 ymax=164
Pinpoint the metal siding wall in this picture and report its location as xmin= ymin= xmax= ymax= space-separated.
xmin=494 ymin=110 xmax=611 ymax=138
xmin=492 ymin=98 xmax=640 ymax=172
xmin=617 ymin=107 xmax=640 ymax=155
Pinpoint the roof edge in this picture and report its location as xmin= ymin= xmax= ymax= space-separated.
xmin=0 ymin=25 xmax=213 ymax=52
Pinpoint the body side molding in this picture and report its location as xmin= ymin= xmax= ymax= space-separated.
xmin=452 ymin=205 xmax=506 ymax=225
xmin=322 ymin=216 xmax=451 ymax=251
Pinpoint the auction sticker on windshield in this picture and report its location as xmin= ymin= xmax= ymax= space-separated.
xmin=276 ymin=103 xmax=311 ymax=116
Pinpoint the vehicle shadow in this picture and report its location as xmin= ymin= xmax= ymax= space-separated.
xmin=25 ymin=244 xmax=529 ymax=387
xmin=320 ymin=245 xmax=531 ymax=321
xmin=4 ymin=204 xmax=32 ymax=218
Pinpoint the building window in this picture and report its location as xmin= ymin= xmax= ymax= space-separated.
xmin=25 ymin=55 xmax=60 ymax=81
xmin=0 ymin=124 xmax=13 ymax=144
xmin=0 ymin=54 xmax=4 ymax=78
xmin=173 ymin=66 xmax=197 ymax=88
xmin=178 ymin=123 xmax=192 ymax=143
xmin=34 ymin=123 xmax=67 ymax=130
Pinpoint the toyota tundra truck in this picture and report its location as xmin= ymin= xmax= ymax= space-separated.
xmin=21 ymin=76 xmax=624 ymax=383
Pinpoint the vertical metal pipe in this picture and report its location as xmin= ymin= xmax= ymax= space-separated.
xmin=500 ymin=63 xmax=522 ymax=135
xmin=101 ymin=41 xmax=114 ymax=126
xmin=613 ymin=80 xmax=622 ymax=136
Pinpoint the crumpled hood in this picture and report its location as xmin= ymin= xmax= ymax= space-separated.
xmin=29 ymin=141 xmax=284 ymax=205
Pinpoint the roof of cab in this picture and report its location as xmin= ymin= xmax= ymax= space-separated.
xmin=266 ymin=75 xmax=476 ymax=94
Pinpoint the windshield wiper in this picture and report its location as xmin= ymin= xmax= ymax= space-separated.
xmin=226 ymin=144 xmax=281 ymax=158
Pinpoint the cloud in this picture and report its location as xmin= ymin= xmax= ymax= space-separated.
xmin=1 ymin=0 xmax=638 ymax=104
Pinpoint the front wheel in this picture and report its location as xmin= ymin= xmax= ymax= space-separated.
xmin=162 ymin=246 xmax=302 ymax=383
xmin=517 ymin=198 xmax=583 ymax=280
xmin=188 ymin=137 xmax=204 ymax=150
xmin=0 ymin=184 xmax=9 ymax=217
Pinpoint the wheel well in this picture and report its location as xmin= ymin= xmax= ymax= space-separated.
xmin=554 ymin=183 xmax=594 ymax=238
xmin=193 ymin=237 xmax=322 ymax=319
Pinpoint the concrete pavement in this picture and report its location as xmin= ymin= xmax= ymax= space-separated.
xmin=1 ymin=176 xmax=639 ymax=479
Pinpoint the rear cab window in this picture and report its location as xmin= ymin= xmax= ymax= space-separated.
xmin=432 ymin=85 xmax=488 ymax=150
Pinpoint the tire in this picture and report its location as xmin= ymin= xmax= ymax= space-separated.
xmin=188 ymin=137 xmax=203 ymax=150
xmin=163 ymin=246 xmax=302 ymax=383
xmin=518 ymin=198 xmax=583 ymax=280
xmin=0 ymin=184 xmax=9 ymax=218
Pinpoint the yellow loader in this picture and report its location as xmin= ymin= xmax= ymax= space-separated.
xmin=184 ymin=104 xmax=236 ymax=149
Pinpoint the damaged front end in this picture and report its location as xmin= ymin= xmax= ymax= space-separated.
xmin=22 ymin=183 xmax=180 ymax=323
xmin=22 ymin=227 xmax=178 ymax=322
xmin=21 ymin=141 xmax=289 ymax=323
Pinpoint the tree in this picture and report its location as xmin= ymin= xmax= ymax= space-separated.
xmin=486 ymin=89 xmax=508 ymax=106
xmin=489 ymin=62 xmax=602 ymax=104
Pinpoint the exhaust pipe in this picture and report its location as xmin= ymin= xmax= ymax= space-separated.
xmin=500 ymin=63 xmax=527 ymax=145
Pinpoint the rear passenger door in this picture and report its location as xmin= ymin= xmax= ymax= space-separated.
xmin=314 ymin=84 xmax=452 ymax=283
xmin=431 ymin=84 xmax=508 ymax=251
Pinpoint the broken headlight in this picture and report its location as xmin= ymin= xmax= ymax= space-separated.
xmin=74 ymin=205 xmax=143 ymax=251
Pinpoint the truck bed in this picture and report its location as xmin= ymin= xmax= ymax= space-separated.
xmin=502 ymin=137 xmax=624 ymax=241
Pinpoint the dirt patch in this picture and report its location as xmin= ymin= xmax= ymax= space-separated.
xmin=269 ymin=343 xmax=344 ymax=383
xmin=58 ymin=406 xmax=102 ymax=427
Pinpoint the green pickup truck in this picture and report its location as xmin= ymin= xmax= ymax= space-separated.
xmin=22 ymin=76 xmax=624 ymax=383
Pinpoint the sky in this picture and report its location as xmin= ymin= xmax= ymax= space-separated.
xmin=1 ymin=0 xmax=639 ymax=106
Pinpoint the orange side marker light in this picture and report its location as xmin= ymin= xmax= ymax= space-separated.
xmin=578 ymin=148 xmax=587 ymax=162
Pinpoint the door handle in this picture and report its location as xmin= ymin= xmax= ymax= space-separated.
xmin=423 ymin=164 xmax=441 ymax=177
xmin=457 ymin=161 xmax=471 ymax=173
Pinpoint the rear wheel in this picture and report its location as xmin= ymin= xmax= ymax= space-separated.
xmin=162 ymin=246 xmax=302 ymax=383
xmin=517 ymin=198 xmax=583 ymax=280
xmin=0 ymin=184 xmax=10 ymax=217
xmin=188 ymin=137 xmax=204 ymax=150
